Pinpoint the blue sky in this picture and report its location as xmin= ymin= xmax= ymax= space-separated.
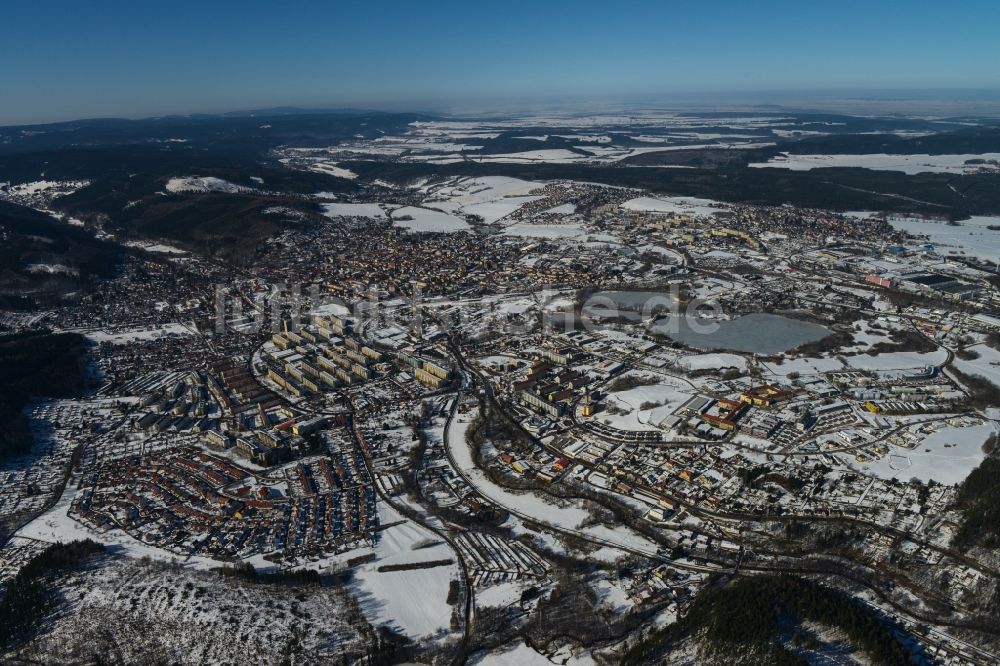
xmin=4 ymin=0 xmax=1000 ymax=124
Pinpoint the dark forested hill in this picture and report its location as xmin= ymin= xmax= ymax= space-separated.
xmin=622 ymin=575 xmax=918 ymax=665
xmin=0 ymin=202 xmax=123 ymax=308
xmin=0 ymin=330 xmax=89 ymax=462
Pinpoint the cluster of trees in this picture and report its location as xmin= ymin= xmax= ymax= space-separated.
xmin=622 ymin=575 xmax=917 ymax=666
xmin=738 ymin=465 xmax=807 ymax=494
xmin=376 ymin=559 xmax=453 ymax=573
xmin=0 ymin=330 xmax=88 ymax=462
xmin=788 ymin=330 xmax=854 ymax=357
xmin=213 ymin=561 xmax=324 ymax=586
xmin=955 ymin=347 xmax=981 ymax=361
xmin=0 ymin=539 xmax=105 ymax=650
xmin=951 ymin=368 xmax=1000 ymax=410
xmin=605 ymin=373 xmax=660 ymax=394
xmin=952 ymin=446 xmax=1000 ymax=549
xmin=738 ymin=465 xmax=770 ymax=486
xmin=868 ymin=328 xmax=938 ymax=355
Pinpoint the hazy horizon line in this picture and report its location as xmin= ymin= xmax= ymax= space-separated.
xmin=6 ymin=86 xmax=1000 ymax=128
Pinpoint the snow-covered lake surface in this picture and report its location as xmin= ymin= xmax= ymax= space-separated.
xmin=652 ymin=313 xmax=829 ymax=354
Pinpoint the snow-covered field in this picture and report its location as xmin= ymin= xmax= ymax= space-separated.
xmin=601 ymin=377 xmax=693 ymax=432
xmin=309 ymin=161 xmax=358 ymax=179
xmin=471 ymin=639 xmax=595 ymax=666
xmin=165 ymin=176 xmax=253 ymax=194
xmin=473 ymin=148 xmax=587 ymax=164
xmin=503 ymin=222 xmax=589 ymax=239
xmin=320 ymin=202 xmax=387 ymax=219
xmin=391 ymin=206 xmax=470 ymax=233
xmin=310 ymin=301 xmax=352 ymax=318
xmin=954 ymin=344 xmax=1000 ymax=388
xmin=887 ymin=215 xmax=1000 ymax=264
xmin=84 ymin=322 xmax=195 ymax=345
xmin=464 ymin=196 xmax=540 ymax=223
xmin=25 ymin=263 xmax=78 ymax=275
xmin=19 ymin=449 xmax=457 ymax=645
xmin=0 ymin=179 xmax=91 ymax=203
xmin=545 ymin=202 xmax=577 ymax=215
xmin=852 ymin=421 xmax=997 ymax=484
xmin=677 ymin=353 xmax=747 ymax=372
xmin=761 ymin=355 xmax=847 ymax=379
xmin=16 ymin=478 xmax=227 ymax=571
xmin=125 ymin=240 xmax=189 ymax=255
xmin=421 ymin=175 xmax=545 ymax=223
xmin=277 ymin=113 xmax=791 ymax=171
xmin=842 ymin=349 xmax=947 ymax=371
xmin=621 ymin=195 xmax=728 ymax=217
xmin=750 ymin=152 xmax=1000 ymax=175
xmin=349 ymin=504 xmax=459 ymax=641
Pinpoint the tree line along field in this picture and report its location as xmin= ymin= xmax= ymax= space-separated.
xmin=951 ymin=433 xmax=1000 ymax=551
xmin=341 ymin=159 xmax=1000 ymax=221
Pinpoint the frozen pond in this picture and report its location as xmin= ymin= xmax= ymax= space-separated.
xmin=582 ymin=290 xmax=675 ymax=321
xmin=652 ymin=313 xmax=829 ymax=354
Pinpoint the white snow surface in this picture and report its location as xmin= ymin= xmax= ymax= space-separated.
xmin=320 ymin=202 xmax=387 ymax=219
xmin=309 ymin=162 xmax=358 ymax=179
xmin=422 ymin=176 xmax=544 ymax=223
xmin=84 ymin=323 xmax=195 ymax=345
xmin=842 ymin=350 xmax=947 ymax=371
xmin=503 ymin=222 xmax=591 ymax=239
xmin=851 ymin=422 xmax=997 ymax=484
xmin=349 ymin=503 xmax=459 ymax=640
xmin=621 ymin=195 xmax=728 ymax=217
xmin=390 ymin=206 xmax=470 ymax=233
xmin=750 ymin=152 xmax=1000 ymax=175
xmin=165 ymin=176 xmax=253 ymax=194
xmin=954 ymin=344 xmax=1000 ymax=388
xmin=887 ymin=215 xmax=1000 ymax=264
